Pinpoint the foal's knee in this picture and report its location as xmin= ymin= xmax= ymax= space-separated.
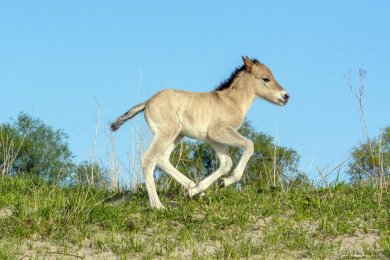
xmin=141 ymin=155 xmax=147 ymax=169
xmin=141 ymin=155 xmax=153 ymax=174
xmin=245 ymin=140 xmax=254 ymax=155
xmin=222 ymin=156 xmax=233 ymax=172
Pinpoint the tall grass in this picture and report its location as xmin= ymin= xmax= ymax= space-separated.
xmin=0 ymin=70 xmax=389 ymax=258
xmin=0 ymin=174 xmax=388 ymax=258
xmin=346 ymin=69 xmax=389 ymax=200
xmin=0 ymin=121 xmax=30 ymax=177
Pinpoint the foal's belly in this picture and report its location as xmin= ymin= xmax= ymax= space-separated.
xmin=179 ymin=119 xmax=209 ymax=141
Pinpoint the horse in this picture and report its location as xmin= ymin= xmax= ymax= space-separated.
xmin=111 ymin=56 xmax=289 ymax=208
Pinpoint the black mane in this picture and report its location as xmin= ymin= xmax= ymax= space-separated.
xmin=213 ymin=59 xmax=260 ymax=92
xmin=213 ymin=65 xmax=246 ymax=92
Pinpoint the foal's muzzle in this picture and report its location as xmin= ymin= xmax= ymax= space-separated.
xmin=277 ymin=92 xmax=290 ymax=106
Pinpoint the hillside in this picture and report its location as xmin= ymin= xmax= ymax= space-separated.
xmin=0 ymin=176 xmax=389 ymax=259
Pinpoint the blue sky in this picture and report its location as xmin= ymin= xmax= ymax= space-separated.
xmin=1 ymin=1 xmax=389 ymax=184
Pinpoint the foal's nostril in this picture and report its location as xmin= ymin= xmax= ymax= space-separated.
xmin=284 ymin=93 xmax=290 ymax=100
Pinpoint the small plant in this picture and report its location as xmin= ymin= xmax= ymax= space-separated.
xmin=346 ymin=69 xmax=389 ymax=189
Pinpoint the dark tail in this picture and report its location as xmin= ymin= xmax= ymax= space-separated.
xmin=110 ymin=102 xmax=146 ymax=131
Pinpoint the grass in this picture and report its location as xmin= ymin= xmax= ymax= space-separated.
xmin=0 ymin=175 xmax=389 ymax=258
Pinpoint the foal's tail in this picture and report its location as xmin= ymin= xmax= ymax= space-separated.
xmin=110 ymin=102 xmax=146 ymax=132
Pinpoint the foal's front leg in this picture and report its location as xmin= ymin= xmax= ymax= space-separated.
xmin=208 ymin=126 xmax=254 ymax=188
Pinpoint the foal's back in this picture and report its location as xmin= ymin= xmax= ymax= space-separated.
xmin=144 ymin=89 xmax=243 ymax=140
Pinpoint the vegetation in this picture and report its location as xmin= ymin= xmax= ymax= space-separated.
xmin=0 ymin=113 xmax=109 ymax=186
xmin=0 ymin=175 xmax=388 ymax=258
xmin=0 ymin=111 xmax=389 ymax=258
xmin=346 ymin=69 xmax=389 ymax=186
xmin=163 ymin=121 xmax=302 ymax=190
xmin=0 ymin=113 xmax=73 ymax=182
xmin=349 ymin=127 xmax=390 ymax=183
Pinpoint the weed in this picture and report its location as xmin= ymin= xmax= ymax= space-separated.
xmin=0 ymin=174 xmax=388 ymax=258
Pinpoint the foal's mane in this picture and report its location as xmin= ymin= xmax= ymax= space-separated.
xmin=213 ymin=59 xmax=260 ymax=92
xmin=213 ymin=65 xmax=246 ymax=92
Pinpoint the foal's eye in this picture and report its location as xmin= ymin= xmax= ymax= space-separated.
xmin=262 ymin=77 xmax=270 ymax=83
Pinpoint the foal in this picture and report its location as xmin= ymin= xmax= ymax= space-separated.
xmin=111 ymin=56 xmax=289 ymax=209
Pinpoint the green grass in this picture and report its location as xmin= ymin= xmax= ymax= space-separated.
xmin=0 ymin=175 xmax=389 ymax=258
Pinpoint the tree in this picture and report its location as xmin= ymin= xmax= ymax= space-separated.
xmin=348 ymin=127 xmax=390 ymax=183
xmin=69 ymin=161 xmax=110 ymax=188
xmin=0 ymin=113 xmax=73 ymax=182
xmin=158 ymin=120 xmax=301 ymax=189
xmin=237 ymin=121 xmax=300 ymax=187
xmin=0 ymin=113 xmax=110 ymax=187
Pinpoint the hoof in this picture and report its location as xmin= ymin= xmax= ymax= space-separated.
xmin=185 ymin=189 xmax=194 ymax=199
xmin=218 ymin=178 xmax=226 ymax=188
xmin=185 ymin=188 xmax=205 ymax=198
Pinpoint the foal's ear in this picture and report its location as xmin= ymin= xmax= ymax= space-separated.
xmin=242 ymin=56 xmax=254 ymax=71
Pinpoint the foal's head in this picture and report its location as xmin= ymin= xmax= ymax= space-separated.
xmin=242 ymin=56 xmax=289 ymax=106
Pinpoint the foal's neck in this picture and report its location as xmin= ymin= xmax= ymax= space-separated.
xmin=224 ymin=73 xmax=256 ymax=116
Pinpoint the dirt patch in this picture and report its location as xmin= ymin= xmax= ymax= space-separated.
xmin=18 ymin=239 xmax=118 ymax=259
xmin=337 ymin=230 xmax=381 ymax=257
xmin=0 ymin=207 xmax=13 ymax=219
xmin=244 ymin=216 xmax=383 ymax=258
xmin=170 ymin=241 xmax=220 ymax=258
xmin=10 ymin=218 xmax=384 ymax=259
xmin=13 ymin=230 xmax=383 ymax=259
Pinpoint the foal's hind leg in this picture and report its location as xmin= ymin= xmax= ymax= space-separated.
xmin=157 ymin=136 xmax=198 ymax=191
xmin=141 ymin=133 xmax=181 ymax=209
xmin=187 ymin=142 xmax=232 ymax=197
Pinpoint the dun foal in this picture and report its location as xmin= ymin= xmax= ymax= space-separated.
xmin=111 ymin=56 xmax=289 ymax=209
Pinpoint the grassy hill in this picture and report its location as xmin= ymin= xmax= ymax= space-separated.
xmin=0 ymin=175 xmax=389 ymax=259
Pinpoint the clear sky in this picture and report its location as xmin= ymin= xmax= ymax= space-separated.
xmin=1 ymin=1 xmax=389 ymax=184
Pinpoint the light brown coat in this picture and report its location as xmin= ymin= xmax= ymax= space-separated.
xmin=111 ymin=57 xmax=289 ymax=208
